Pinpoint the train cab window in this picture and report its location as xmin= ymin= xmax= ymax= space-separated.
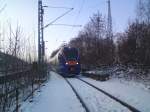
xmin=64 ymin=48 xmax=78 ymax=60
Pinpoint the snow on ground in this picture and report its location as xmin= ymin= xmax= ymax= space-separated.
xmin=88 ymin=65 xmax=150 ymax=91
xmin=68 ymin=78 xmax=131 ymax=112
xmin=20 ymin=70 xmax=150 ymax=112
xmin=21 ymin=72 xmax=85 ymax=112
xmin=111 ymin=66 xmax=150 ymax=91
xmin=81 ymin=77 xmax=150 ymax=112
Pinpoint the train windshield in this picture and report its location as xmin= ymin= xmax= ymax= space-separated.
xmin=64 ymin=48 xmax=78 ymax=60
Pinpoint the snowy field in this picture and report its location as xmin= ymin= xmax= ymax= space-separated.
xmin=68 ymin=78 xmax=131 ymax=112
xmin=80 ymin=77 xmax=150 ymax=112
xmin=20 ymin=71 xmax=150 ymax=112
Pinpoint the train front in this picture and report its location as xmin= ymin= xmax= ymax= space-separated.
xmin=59 ymin=47 xmax=81 ymax=76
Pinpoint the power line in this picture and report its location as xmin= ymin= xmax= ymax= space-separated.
xmin=51 ymin=24 xmax=82 ymax=27
xmin=67 ymin=0 xmax=85 ymax=38
xmin=51 ymin=0 xmax=80 ymax=44
xmin=46 ymin=6 xmax=73 ymax=10
xmin=0 ymin=3 xmax=6 ymax=14
xmin=43 ymin=8 xmax=74 ymax=29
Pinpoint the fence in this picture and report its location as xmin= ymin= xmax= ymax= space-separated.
xmin=0 ymin=67 xmax=49 ymax=112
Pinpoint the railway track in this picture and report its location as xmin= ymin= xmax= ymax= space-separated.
xmin=62 ymin=73 xmax=141 ymax=112
xmin=64 ymin=78 xmax=90 ymax=112
xmin=76 ymin=77 xmax=141 ymax=112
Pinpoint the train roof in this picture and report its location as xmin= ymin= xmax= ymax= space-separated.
xmin=61 ymin=46 xmax=77 ymax=51
xmin=50 ymin=46 xmax=78 ymax=58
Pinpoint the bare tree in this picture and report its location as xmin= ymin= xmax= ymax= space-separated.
xmin=68 ymin=11 xmax=115 ymax=68
xmin=136 ymin=0 xmax=150 ymax=24
xmin=117 ymin=21 xmax=150 ymax=66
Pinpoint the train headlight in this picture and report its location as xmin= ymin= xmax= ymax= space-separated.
xmin=76 ymin=62 xmax=79 ymax=64
xmin=65 ymin=62 xmax=68 ymax=65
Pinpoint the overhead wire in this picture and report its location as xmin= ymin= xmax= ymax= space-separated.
xmin=51 ymin=24 xmax=82 ymax=27
xmin=66 ymin=0 xmax=85 ymax=38
xmin=50 ymin=0 xmax=85 ymax=45
xmin=44 ymin=8 xmax=74 ymax=29
xmin=67 ymin=0 xmax=108 ymax=39
xmin=0 ymin=0 xmax=6 ymax=14
xmin=46 ymin=6 xmax=73 ymax=9
xmin=55 ymin=0 xmax=79 ymax=44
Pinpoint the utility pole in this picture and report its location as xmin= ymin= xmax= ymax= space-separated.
xmin=37 ymin=1 xmax=80 ymax=65
xmin=38 ymin=1 xmax=75 ymax=64
xmin=107 ymin=0 xmax=114 ymax=64
xmin=107 ymin=0 xmax=113 ymax=40
xmin=38 ymin=0 xmax=44 ymax=64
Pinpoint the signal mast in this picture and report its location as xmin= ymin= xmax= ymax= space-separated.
xmin=38 ymin=0 xmax=45 ymax=64
xmin=107 ymin=0 xmax=113 ymax=40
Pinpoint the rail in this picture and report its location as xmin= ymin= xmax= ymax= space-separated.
xmin=77 ymin=77 xmax=141 ymax=112
xmin=64 ymin=78 xmax=90 ymax=112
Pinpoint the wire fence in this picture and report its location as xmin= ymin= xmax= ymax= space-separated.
xmin=0 ymin=64 xmax=49 ymax=112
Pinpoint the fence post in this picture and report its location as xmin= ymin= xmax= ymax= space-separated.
xmin=31 ymin=70 xmax=34 ymax=101
xmin=16 ymin=88 xmax=19 ymax=112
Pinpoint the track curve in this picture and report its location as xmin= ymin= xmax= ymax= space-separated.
xmin=76 ymin=77 xmax=141 ymax=112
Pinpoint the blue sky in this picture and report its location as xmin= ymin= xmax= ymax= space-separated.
xmin=0 ymin=0 xmax=137 ymax=55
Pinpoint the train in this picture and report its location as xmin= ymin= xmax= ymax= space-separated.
xmin=50 ymin=46 xmax=81 ymax=77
